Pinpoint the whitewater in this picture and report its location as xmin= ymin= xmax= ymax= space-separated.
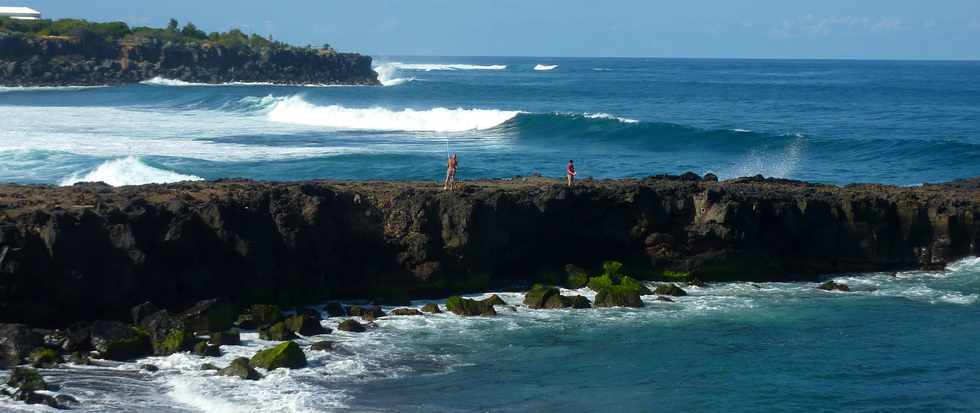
xmin=1 ymin=56 xmax=980 ymax=412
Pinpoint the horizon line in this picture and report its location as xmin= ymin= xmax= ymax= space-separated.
xmin=363 ymin=53 xmax=980 ymax=63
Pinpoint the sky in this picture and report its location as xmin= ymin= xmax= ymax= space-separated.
xmin=19 ymin=0 xmax=980 ymax=59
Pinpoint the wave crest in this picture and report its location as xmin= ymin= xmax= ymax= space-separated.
xmin=534 ymin=64 xmax=558 ymax=71
xmin=263 ymin=96 xmax=520 ymax=132
xmin=383 ymin=62 xmax=507 ymax=71
xmin=373 ymin=64 xmax=415 ymax=87
xmin=60 ymin=156 xmax=203 ymax=186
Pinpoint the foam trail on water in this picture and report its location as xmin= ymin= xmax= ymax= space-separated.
xmin=60 ymin=156 xmax=203 ymax=186
xmin=265 ymin=95 xmax=519 ymax=132
xmin=385 ymin=63 xmax=507 ymax=71
xmin=584 ymin=112 xmax=639 ymax=124
xmin=140 ymin=77 xmax=205 ymax=87
xmin=534 ymin=64 xmax=558 ymax=71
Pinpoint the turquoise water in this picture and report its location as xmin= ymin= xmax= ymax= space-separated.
xmin=1 ymin=58 xmax=979 ymax=412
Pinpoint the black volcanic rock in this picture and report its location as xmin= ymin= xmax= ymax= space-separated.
xmin=0 ymin=33 xmax=379 ymax=86
xmin=0 ymin=176 xmax=976 ymax=326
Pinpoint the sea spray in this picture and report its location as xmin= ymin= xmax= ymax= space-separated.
xmin=60 ymin=156 xmax=203 ymax=186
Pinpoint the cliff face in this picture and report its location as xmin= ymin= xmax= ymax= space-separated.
xmin=0 ymin=34 xmax=379 ymax=86
xmin=0 ymin=176 xmax=977 ymax=326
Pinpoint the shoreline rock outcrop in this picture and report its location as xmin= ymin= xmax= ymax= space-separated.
xmin=0 ymin=175 xmax=977 ymax=327
xmin=0 ymin=33 xmax=379 ymax=86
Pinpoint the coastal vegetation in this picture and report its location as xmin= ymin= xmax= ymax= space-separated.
xmin=0 ymin=17 xmax=323 ymax=52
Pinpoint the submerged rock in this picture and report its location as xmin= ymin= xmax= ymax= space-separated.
xmin=250 ymin=304 xmax=284 ymax=326
xmin=654 ymin=283 xmax=688 ymax=297
xmin=283 ymin=314 xmax=330 ymax=336
xmin=219 ymin=357 xmax=262 ymax=380
xmin=209 ymin=330 xmax=241 ymax=346
xmin=140 ymin=364 xmax=159 ymax=372
xmin=389 ymin=308 xmax=423 ymax=316
xmin=6 ymin=367 xmax=46 ymax=391
xmin=89 ymin=321 xmax=152 ymax=361
xmin=656 ymin=296 xmax=675 ymax=303
xmin=309 ymin=341 xmax=335 ymax=351
xmin=181 ymin=298 xmax=238 ymax=334
xmin=446 ymin=296 xmax=496 ymax=316
xmin=193 ymin=342 xmax=222 ymax=357
xmin=200 ymin=363 xmax=220 ymax=371
xmin=337 ymin=319 xmax=367 ymax=333
xmin=28 ymin=348 xmax=62 ymax=368
xmin=250 ymin=341 xmax=307 ymax=370
xmin=420 ymin=304 xmax=442 ymax=313
xmin=258 ymin=322 xmax=297 ymax=341
xmin=324 ymin=302 xmax=346 ymax=317
xmin=818 ymin=281 xmax=850 ymax=292
xmin=347 ymin=305 xmax=385 ymax=321
xmin=68 ymin=351 xmax=91 ymax=365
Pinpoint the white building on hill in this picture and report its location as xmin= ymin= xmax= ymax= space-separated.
xmin=0 ymin=6 xmax=41 ymax=20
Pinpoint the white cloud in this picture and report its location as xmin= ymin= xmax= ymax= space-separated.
xmin=772 ymin=15 xmax=904 ymax=37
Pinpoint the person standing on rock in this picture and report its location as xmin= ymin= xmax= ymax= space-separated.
xmin=444 ymin=153 xmax=459 ymax=191
xmin=566 ymin=160 xmax=576 ymax=187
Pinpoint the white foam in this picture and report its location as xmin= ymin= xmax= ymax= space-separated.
xmin=584 ymin=112 xmax=639 ymax=124
xmin=732 ymin=128 xmax=752 ymax=133
xmin=383 ymin=62 xmax=507 ymax=71
xmin=265 ymin=95 xmax=519 ymax=132
xmin=725 ymin=134 xmax=805 ymax=179
xmin=140 ymin=76 xmax=363 ymax=88
xmin=59 ymin=156 xmax=203 ymax=186
xmin=373 ymin=63 xmax=415 ymax=87
xmin=140 ymin=77 xmax=205 ymax=87
xmin=534 ymin=64 xmax=558 ymax=71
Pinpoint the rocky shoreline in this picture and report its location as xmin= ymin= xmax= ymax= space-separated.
xmin=0 ymin=33 xmax=379 ymax=86
xmin=0 ymin=174 xmax=978 ymax=408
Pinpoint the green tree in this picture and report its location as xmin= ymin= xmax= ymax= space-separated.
xmin=180 ymin=22 xmax=206 ymax=40
xmin=166 ymin=18 xmax=179 ymax=32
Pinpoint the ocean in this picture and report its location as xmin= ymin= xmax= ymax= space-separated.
xmin=1 ymin=57 xmax=979 ymax=412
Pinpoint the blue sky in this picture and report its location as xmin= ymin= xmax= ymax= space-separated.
xmin=21 ymin=0 xmax=980 ymax=59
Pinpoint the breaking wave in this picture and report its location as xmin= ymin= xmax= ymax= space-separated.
xmin=534 ymin=64 xmax=558 ymax=71
xmin=382 ymin=62 xmax=507 ymax=71
xmin=60 ymin=156 xmax=203 ymax=186
xmin=262 ymin=95 xmax=519 ymax=132
xmin=373 ymin=63 xmax=415 ymax=86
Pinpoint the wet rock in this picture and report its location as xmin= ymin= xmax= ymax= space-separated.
xmin=6 ymin=367 xmax=46 ymax=391
xmin=524 ymin=285 xmax=560 ymax=309
xmin=656 ymin=296 xmax=675 ymax=303
xmin=89 ymin=321 xmax=152 ymax=361
xmin=140 ymin=310 xmax=197 ymax=356
xmin=687 ymin=278 xmax=706 ymax=288
xmin=420 ymin=303 xmax=442 ymax=314
xmin=209 ymin=330 xmax=241 ymax=346
xmin=654 ymin=283 xmax=688 ymax=297
xmin=54 ymin=394 xmax=81 ymax=408
xmin=258 ymin=322 xmax=297 ymax=341
xmin=347 ymin=305 xmax=385 ymax=321
xmin=14 ymin=389 xmax=63 ymax=408
xmin=140 ymin=364 xmax=159 ymax=372
xmin=181 ymin=298 xmax=238 ymax=334
xmin=324 ymin=302 xmax=346 ymax=317
xmin=193 ymin=342 xmax=221 ymax=357
xmin=219 ymin=357 xmax=262 ymax=380
xmin=594 ymin=288 xmax=644 ymax=308
xmin=481 ymin=294 xmax=507 ymax=306
xmin=234 ymin=314 xmax=258 ymax=330
xmin=130 ymin=301 xmax=160 ymax=325
xmin=250 ymin=304 xmax=283 ymax=326
xmin=68 ymin=351 xmax=91 ymax=365
xmin=200 ymin=363 xmax=220 ymax=371
xmin=309 ymin=341 xmax=335 ymax=351
xmin=299 ymin=308 xmax=323 ymax=321
xmin=818 ymin=281 xmax=850 ymax=292
xmin=28 ymin=348 xmax=63 ymax=368
xmin=389 ymin=308 xmax=423 ymax=316
xmin=0 ymin=324 xmax=43 ymax=365
xmin=337 ymin=319 xmax=366 ymax=333
xmin=283 ymin=314 xmax=330 ymax=336
xmin=446 ymin=296 xmax=497 ymax=316
xmin=250 ymin=341 xmax=307 ymax=370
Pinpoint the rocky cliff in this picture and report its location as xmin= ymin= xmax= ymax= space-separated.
xmin=0 ymin=34 xmax=379 ymax=86
xmin=0 ymin=175 xmax=977 ymax=327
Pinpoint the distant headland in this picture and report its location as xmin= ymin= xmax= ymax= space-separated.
xmin=0 ymin=17 xmax=380 ymax=86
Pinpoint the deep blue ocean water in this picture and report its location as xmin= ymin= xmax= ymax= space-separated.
xmin=1 ymin=57 xmax=979 ymax=412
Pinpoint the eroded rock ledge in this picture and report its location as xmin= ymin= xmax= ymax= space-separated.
xmin=0 ymin=175 xmax=977 ymax=326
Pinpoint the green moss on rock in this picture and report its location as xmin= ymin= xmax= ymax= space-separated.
xmin=481 ymin=294 xmax=507 ymax=306
xmin=219 ymin=357 xmax=262 ymax=380
xmin=258 ymin=322 xmax=297 ymax=341
xmin=523 ymin=285 xmax=560 ymax=309
xmin=420 ymin=303 xmax=441 ymax=313
xmin=250 ymin=305 xmax=283 ymax=326
xmin=152 ymin=328 xmax=196 ymax=356
xmin=193 ymin=341 xmax=221 ymax=357
xmin=6 ymin=367 xmax=46 ymax=392
xmin=653 ymin=283 xmax=687 ymax=296
xmin=28 ymin=348 xmax=62 ymax=368
xmin=595 ymin=286 xmax=644 ymax=308
xmin=337 ymin=319 xmax=366 ymax=332
xmin=446 ymin=296 xmax=496 ymax=316
xmin=209 ymin=330 xmax=241 ymax=346
xmin=283 ymin=315 xmax=329 ymax=336
xmin=250 ymin=341 xmax=307 ymax=370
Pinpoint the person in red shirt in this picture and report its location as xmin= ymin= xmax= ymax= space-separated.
xmin=444 ymin=153 xmax=458 ymax=190
xmin=566 ymin=159 xmax=576 ymax=187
